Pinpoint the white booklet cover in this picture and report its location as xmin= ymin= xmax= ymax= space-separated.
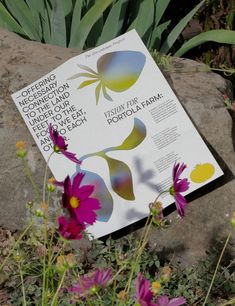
xmin=12 ymin=30 xmax=223 ymax=238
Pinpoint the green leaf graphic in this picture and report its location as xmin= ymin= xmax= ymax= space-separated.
xmin=99 ymin=153 xmax=135 ymax=201
xmin=106 ymin=118 xmax=147 ymax=152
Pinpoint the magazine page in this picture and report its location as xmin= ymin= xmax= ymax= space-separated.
xmin=11 ymin=30 xmax=223 ymax=238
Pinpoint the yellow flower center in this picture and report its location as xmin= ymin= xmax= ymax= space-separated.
xmin=151 ymin=281 xmax=161 ymax=295
xmin=54 ymin=145 xmax=60 ymax=153
xmin=70 ymin=196 xmax=80 ymax=208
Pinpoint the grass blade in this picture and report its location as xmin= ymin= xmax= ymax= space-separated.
xmin=160 ymin=0 xmax=205 ymax=54
xmin=154 ymin=0 xmax=171 ymax=27
xmin=128 ymin=0 xmax=155 ymax=43
xmin=175 ymin=30 xmax=235 ymax=57
xmin=25 ymin=0 xmax=45 ymax=39
xmin=41 ymin=1 xmax=51 ymax=43
xmin=5 ymin=0 xmax=41 ymax=40
xmin=49 ymin=0 xmax=66 ymax=47
xmin=69 ymin=0 xmax=112 ymax=49
xmin=97 ymin=0 xmax=128 ymax=45
xmin=69 ymin=0 xmax=83 ymax=46
xmin=149 ymin=20 xmax=171 ymax=50
xmin=0 ymin=3 xmax=26 ymax=36
xmin=61 ymin=0 xmax=73 ymax=16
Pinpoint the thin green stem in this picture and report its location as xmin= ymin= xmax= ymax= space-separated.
xmin=43 ymin=152 xmax=53 ymax=204
xmin=125 ymin=190 xmax=169 ymax=294
xmin=202 ymin=232 xmax=232 ymax=306
xmin=22 ymin=158 xmax=41 ymax=201
xmin=45 ymin=196 xmax=53 ymax=303
xmin=19 ymin=262 xmax=27 ymax=306
xmin=0 ymin=221 xmax=34 ymax=271
xmin=219 ymin=297 xmax=235 ymax=306
xmin=50 ymin=270 xmax=66 ymax=306
xmin=42 ymin=217 xmax=49 ymax=306
xmin=95 ymin=291 xmax=103 ymax=305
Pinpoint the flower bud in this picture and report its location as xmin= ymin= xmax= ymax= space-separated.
xmin=231 ymin=212 xmax=235 ymax=228
xmin=34 ymin=209 xmax=44 ymax=217
xmin=47 ymin=177 xmax=56 ymax=192
xmin=16 ymin=141 xmax=27 ymax=158
xmin=117 ymin=290 xmax=128 ymax=301
xmin=160 ymin=266 xmax=172 ymax=282
xmin=56 ymin=253 xmax=76 ymax=272
xmin=27 ymin=200 xmax=34 ymax=207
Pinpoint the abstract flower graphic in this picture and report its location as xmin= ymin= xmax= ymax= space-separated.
xmin=68 ymin=51 xmax=146 ymax=104
xmin=74 ymin=118 xmax=147 ymax=222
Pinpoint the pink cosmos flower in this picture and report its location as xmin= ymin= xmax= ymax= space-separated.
xmin=156 ymin=295 xmax=186 ymax=306
xmin=136 ymin=273 xmax=157 ymax=306
xmin=49 ymin=123 xmax=81 ymax=164
xmin=169 ymin=162 xmax=189 ymax=217
xmin=58 ymin=216 xmax=85 ymax=240
xmin=62 ymin=172 xmax=101 ymax=226
xmin=69 ymin=268 xmax=112 ymax=296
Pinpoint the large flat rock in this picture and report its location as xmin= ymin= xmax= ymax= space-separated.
xmin=0 ymin=29 xmax=234 ymax=264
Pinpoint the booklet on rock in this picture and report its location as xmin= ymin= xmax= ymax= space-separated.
xmin=11 ymin=30 xmax=223 ymax=238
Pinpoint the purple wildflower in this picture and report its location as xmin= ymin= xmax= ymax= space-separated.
xmin=169 ymin=162 xmax=189 ymax=217
xmin=49 ymin=123 xmax=81 ymax=164
xmin=58 ymin=216 xmax=85 ymax=240
xmin=136 ymin=273 xmax=157 ymax=306
xmin=69 ymin=268 xmax=112 ymax=296
xmin=156 ymin=295 xmax=186 ymax=306
xmin=62 ymin=172 xmax=101 ymax=226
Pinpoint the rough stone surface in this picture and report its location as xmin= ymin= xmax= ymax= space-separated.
xmin=0 ymin=29 xmax=234 ymax=265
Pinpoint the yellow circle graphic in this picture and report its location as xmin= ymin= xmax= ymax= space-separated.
xmin=190 ymin=163 xmax=215 ymax=183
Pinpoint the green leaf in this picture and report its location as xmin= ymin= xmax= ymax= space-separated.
xmin=41 ymin=3 xmax=51 ymax=43
xmin=78 ymin=79 xmax=98 ymax=89
xmin=106 ymin=118 xmax=147 ymax=151
xmin=175 ymin=30 xmax=235 ymax=57
xmin=100 ymin=153 xmax=135 ymax=200
xmin=70 ymin=0 xmax=83 ymax=43
xmin=86 ymin=15 xmax=103 ymax=47
xmin=128 ymin=0 xmax=155 ymax=42
xmin=154 ymin=0 xmax=171 ymax=27
xmin=68 ymin=72 xmax=98 ymax=80
xmin=149 ymin=20 xmax=171 ymax=50
xmin=160 ymin=0 xmax=205 ymax=54
xmin=97 ymin=0 xmax=128 ymax=45
xmin=0 ymin=3 xmax=26 ymax=36
xmin=69 ymin=0 xmax=112 ymax=49
xmin=61 ymin=0 xmax=73 ymax=16
xmin=95 ymin=82 xmax=102 ymax=105
xmin=5 ymin=0 xmax=41 ymax=40
xmin=25 ymin=0 xmax=45 ymax=39
xmin=49 ymin=0 xmax=66 ymax=47
xmin=102 ymin=85 xmax=113 ymax=101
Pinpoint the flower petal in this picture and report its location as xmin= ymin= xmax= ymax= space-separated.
xmin=71 ymin=172 xmax=85 ymax=194
xmin=74 ymin=199 xmax=100 ymax=225
xmin=48 ymin=124 xmax=56 ymax=144
xmin=62 ymin=150 xmax=81 ymax=164
xmin=175 ymin=193 xmax=187 ymax=217
xmin=172 ymin=162 xmax=180 ymax=181
xmin=168 ymin=297 xmax=186 ymax=306
xmin=156 ymin=295 xmax=169 ymax=306
xmin=75 ymin=185 xmax=94 ymax=200
xmin=174 ymin=178 xmax=189 ymax=193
